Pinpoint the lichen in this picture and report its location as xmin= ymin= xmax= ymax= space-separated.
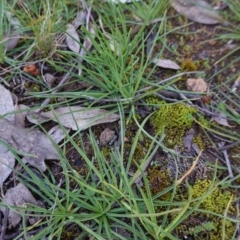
xmin=147 ymin=97 xmax=198 ymax=147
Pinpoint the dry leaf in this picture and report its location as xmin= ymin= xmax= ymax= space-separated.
xmin=152 ymin=58 xmax=180 ymax=70
xmin=73 ymin=11 xmax=87 ymax=29
xmin=210 ymin=111 xmax=231 ymax=127
xmin=41 ymin=106 xmax=120 ymax=131
xmin=0 ymin=144 xmax=15 ymax=188
xmin=100 ymin=128 xmax=115 ymax=146
xmin=5 ymin=11 xmax=21 ymax=30
xmin=2 ymin=32 xmax=21 ymax=52
xmin=183 ymin=128 xmax=195 ymax=151
xmin=0 ymin=183 xmax=36 ymax=228
xmin=23 ymin=64 xmax=40 ymax=76
xmin=146 ymin=29 xmax=157 ymax=58
xmin=78 ymin=26 xmax=95 ymax=76
xmin=172 ymin=0 xmax=222 ymax=24
xmin=48 ymin=125 xmax=70 ymax=144
xmin=43 ymin=73 xmax=56 ymax=87
xmin=0 ymin=118 xmax=59 ymax=171
xmin=108 ymin=37 xmax=121 ymax=56
xmin=186 ymin=78 xmax=208 ymax=92
xmin=17 ymin=104 xmax=47 ymax=125
xmin=66 ymin=24 xmax=80 ymax=53
xmin=3 ymin=11 xmax=22 ymax=52
xmin=99 ymin=18 xmax=121 ymax=56
xmin=107 ymin=0 xmax=141 ymax=3
xmin=0 ymin=84 xmax=15 ymax=123
xmin=231 ymin=75 xmax=240 ymax=92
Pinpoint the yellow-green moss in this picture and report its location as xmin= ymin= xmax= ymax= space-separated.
xmin=192 ymin=179 xmax=235 ymax=214
xmin=61 ymin=225 xmax=79 ymax=240
xmin=147 ymin=97 xmax=198 ymax=147
xmin=174 ymin=179 xmax=236 ymax=239
xmin=101 ymin=146 xmax=112 ymax=159
xmin=193 ymin=134 xmax=205 ymax=150
xmin=181 ymin=59 xmax=197 ymax=71
xmin=147 ymin=166 xmax=172 ymax=197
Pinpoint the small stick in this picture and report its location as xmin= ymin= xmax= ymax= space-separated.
xmin=218 ymin=142 xmax=234 ymax=178
xmin=0 ymin=208 xmax=9 ymax=240
xmin=176 ymin=150 xmax=203 ymax=185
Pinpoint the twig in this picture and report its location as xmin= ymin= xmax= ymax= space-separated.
xmin=176 ymin=150 xmax=203 ymax=185
xmin=217 ymin=140 xmax=240 ymax=151
xmin=218 ymin=142 xmax=234 ymax=178
xmin=0 ymin=208 xmax=9 ymax=240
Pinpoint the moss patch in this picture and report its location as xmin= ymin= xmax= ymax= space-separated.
xmin=147 ymin=97 xmax=198 ymax=147
xmin=174 ymin=179 xmax=236 ymax=240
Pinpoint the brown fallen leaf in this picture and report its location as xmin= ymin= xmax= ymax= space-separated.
xmin=107 ymin=0 xmax=141 ymax=3
xmin=78 ymin=26 xmax=95 ymax=76
xmin=171 ymin=0 xmax=222 ymax=24
xmin=146 ymin=29 xmax=157 ymax=58
xmin=183 ymin=128 xmax=195 ymax=151
xmin=23 ymin=64 xmax=40 ymax=76
xmin=41 ymin=106 xmax=120 ymax=131
xmin=0 ymin=118 xmax=59 ymax=171
xmin=66 ymin=23 xmax=80 ymax=53
xmin=99 ymin=17 xmax=120 ymax=56
xmin=210 ymin=111 xmax=231 ymax=127
xmin=48 ymin=125 xmax=70 ymax=144
xmin=2 ymin=11 xmax=22 ymax=52
xmin=186 ymin=78 xmax=208 ymax=92
xmin=231 ymin=75 xmax=240 ymax=92
xmin=152 ymin=58 xmax=181 ymax=70
xmin=0 ymin=145 xmax=15 ymax=188
xmin=43 ymin=73 xmax=56 ymax=87
xmin=2 ymin=32 xmax=21 ymax=52
xmin=0 ymin=84 xmax=15 ymax=123
xmin=0 ymin=183 xmax=36 ymax=228
xmin=73 ymin=11 xmax=87 ymax=29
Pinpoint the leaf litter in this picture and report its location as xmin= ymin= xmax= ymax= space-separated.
xmin=0 ymin=183 xmax=37 ymax=228
xmin=0 ymin=118 xmax=59 ymax=171
xmin=41 ymin=106 xmax=120 ymax=131
xmin=171 ymin=0 xmax=222 ymax=24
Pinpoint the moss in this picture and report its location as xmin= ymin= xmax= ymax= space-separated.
xmin=147 ymin=97 xmax=198 ymax=147
xmin=193 ymin=134 xmax=205 ymax=150
xmin=124 ymin=142 xmax=146 ymax=166
xmin=61 ymin=225 xmax=80 ymax=240
xmin=101 ymin=146 xmax=112 ymax=159
xmin=174 ymin=179 xmax=237 ymax=239
xmin=181 ymin=58 xmax=197 ymax=71
xmin=192 ymin=179 xmax=235 ymax=214
xmin=146 ymin=166 xmax=172 ymax=199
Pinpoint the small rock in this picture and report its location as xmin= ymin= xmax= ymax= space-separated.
xmin=100 ymin=128 xmax=115 ymax=146
xmin=186 ymin=78 xmax=208 ymax=92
